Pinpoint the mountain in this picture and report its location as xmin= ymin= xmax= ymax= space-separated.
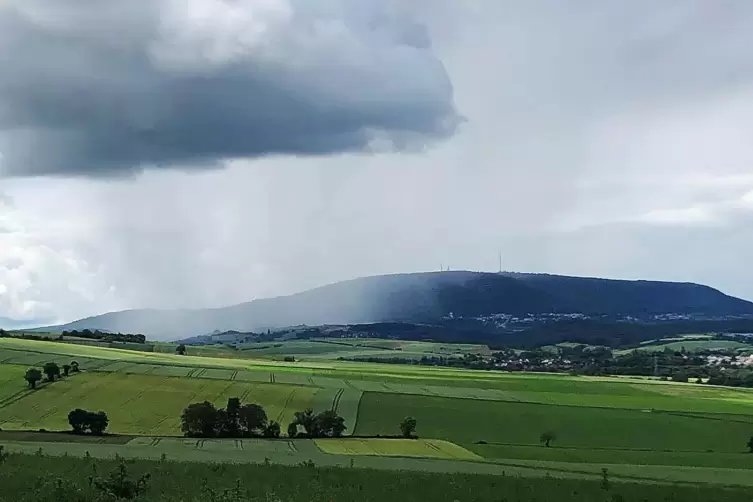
xmin=30 ymin=271 xmax=753 ymax=340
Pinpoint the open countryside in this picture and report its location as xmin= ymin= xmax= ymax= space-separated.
xmin=3 ymin=331 xmax=753 ymax=499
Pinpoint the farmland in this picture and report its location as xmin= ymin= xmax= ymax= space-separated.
xmin=314 ymin=438 xmax=482 ymax=460
xmin=2 ymin=336 xmax=753 ymax=496
xmin=0 ymin=372 xmax=319 ymax=435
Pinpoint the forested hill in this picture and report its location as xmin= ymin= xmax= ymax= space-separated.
xmin=29 ymin=271 xmax=753 ymax=340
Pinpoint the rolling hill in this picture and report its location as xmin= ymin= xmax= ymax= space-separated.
xmin=29 ymin=271 xmax=753 ymax=340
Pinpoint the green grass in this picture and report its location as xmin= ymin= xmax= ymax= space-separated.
xmin=6 ymin=335 xmax=753 ymax=481
xmin=472 ymin=443 xmax=753 ymax=469
xmin=354 ymin=392 xmax=753 ymax=453
xmin=314 ymin=438 xmax=482 ymax=460
xmin=633 ymin=340 xmax=752 ymax=353
xmin=6 ymin=453 xmax=753 ymax=502
xmin=0 ymin=372 xmax=319 ymax=435
xmin=0 ymin=364 xmax=27 ymax=403
xmin=6 ymin=337 xmax=753 ymax=416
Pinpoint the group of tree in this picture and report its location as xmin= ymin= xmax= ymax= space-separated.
xmin=181 ymin=398 xmax=281 ymax=438
xmin=61 ymin=329 xmax=147 ymax=344
xmin=349 ymin=343 xmax=723 ymax=381
xmin=23 ymin=361 xmax=79 ymax=389
xmin=706 ymin=370 xmax=753 ymax=388
xmin=287 ymin=408 xmax=347 ymax=438
xmin=179 ymin=399 xmax=352 ymax=439
xmin=68 ymin=408 xmax=109 ymax=435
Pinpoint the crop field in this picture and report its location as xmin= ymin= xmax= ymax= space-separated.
xmin=354 ymin=392 xmax=753 ymax=454
xmin=4 ymin=336 xmax=753 ymax=490
xmin=0 ymin=364 xmax=27 ymax=402
xmin=0 ymin=372 xmax=319 ymax=435
xmin=633 ymin=339 xmax=752 ymax=353
xmin=314 ymin=438 xmax=482 ymax=460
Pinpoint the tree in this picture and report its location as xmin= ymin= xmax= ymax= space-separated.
xmin=42 ymin=362 xmax=60 ymax=382
xmin=24 ymin=368 xmax=42 ymax=389
xmin=400 ymin=417 xmax=417 ymax=438
xmin=71 ymin=361 xmax=80 ymax=373
xmin=176 ymin=344 xmax=186 ymax=355
xmin=181 ymin=401 xmax=218 ymax=437
xmin=88 ymin=411 xmax=109 ymax=435
xmin=313 ymin=409 xmax=346 ymax=438
xmin=62 ymin=364 xmax=71 ymax=377
xmin=292 ymin=408 xmax=317 ymax=437
xmin=68 ymin=409 xmax=107 ymax=435
xmin=672 ymin=371 xmax=689 ymax=383
xmin=238 ymin=403 xmax=268 ymax=436
xmin=68 ymin=408 xmax=89 ymax=434
xmin=215 ymin=408 xmax=230 ymax=437
xmin=223 ymin=397 xmax=241 ymax=437
xmin=287 ymin=422 xmax=299 ymax=438
xmin=747 ymin=436 xmax=753 ymax=453
xmin=540 ymin=431 xmax=556 ymax=448
xmin=263 ymin=421 xmax=281 ymax=438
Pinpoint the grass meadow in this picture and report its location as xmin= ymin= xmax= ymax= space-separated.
xmin=0 ymin=372 xmax=320 ymax=435
xmin=314 ymin=438 xmax=482 ymax=460
xmin=3 ymin=336 xmax=753 ymax=495
xmin=354 ymin=392 xmax=753 ymax=453
xmin=5 ymin=453 xmax=753 ymax=502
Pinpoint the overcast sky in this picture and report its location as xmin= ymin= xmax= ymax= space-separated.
xmin=2 ymin=0 xmax=753 ymax=325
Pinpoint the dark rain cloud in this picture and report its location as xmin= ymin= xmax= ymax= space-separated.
xmin=0 ymin=1 xmax=461 ymax=177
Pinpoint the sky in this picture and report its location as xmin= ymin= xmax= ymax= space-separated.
xmin=2 ymin=0 xmax=753 ymax=326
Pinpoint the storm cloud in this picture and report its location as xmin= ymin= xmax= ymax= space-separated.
xmin=0 ymin=0 xmax=461 ymax=177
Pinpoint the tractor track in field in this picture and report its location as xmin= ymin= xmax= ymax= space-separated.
xmin=277 ymin=389 xmax=297 ymax=423
xmin=230 ymin=370 xmax=238 ymax=381
xmin=331 ymin=388 xmax=344 ymax=412
xmin=0 ymin=389 xmax=32 ymax=409
xmin=239 ymin=385 xmax=254 ymax=403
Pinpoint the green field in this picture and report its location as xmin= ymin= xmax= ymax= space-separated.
xmin=0 ymin=364 xmax=27 ymax=403
xmin=5 ymin=453 xmax=753 ymax=502
xmin=355 ymin=392 xmax=753 ymax=453
xmin=315 ymin=438 xmax=482 ymax=460
xmin=0 ymin=371 xmax=319 ymax=435
xmin=633 ymin=340 xmax=752 ymax=353
xmin=3 ymin=336 xmax=753 ymax=493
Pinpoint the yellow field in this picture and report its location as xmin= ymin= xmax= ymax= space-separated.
xmin=314 ymin=438 xmax=482 ymax=460
xmin=0 ymin=372 xmax=318 ymax=435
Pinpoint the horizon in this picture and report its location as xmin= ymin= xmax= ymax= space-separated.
xmin=5 ymin=268 xmax=752 ymax=329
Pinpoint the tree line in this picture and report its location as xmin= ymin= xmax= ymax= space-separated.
xmin=0 ymin=329 xmax=146 ymax=344
xmin=23 ymin=360 xmax=80 ymax=389
xmin=180 ymin=398 xmax=418 ymax=439
xmin=61 ymin=329 xmax=147 ymax=344
xmin=20 ymin=360 xmax=111 ymax=437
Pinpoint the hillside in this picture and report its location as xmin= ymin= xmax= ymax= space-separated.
xmin=30 ymin=271 xmax=753 ymax=340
